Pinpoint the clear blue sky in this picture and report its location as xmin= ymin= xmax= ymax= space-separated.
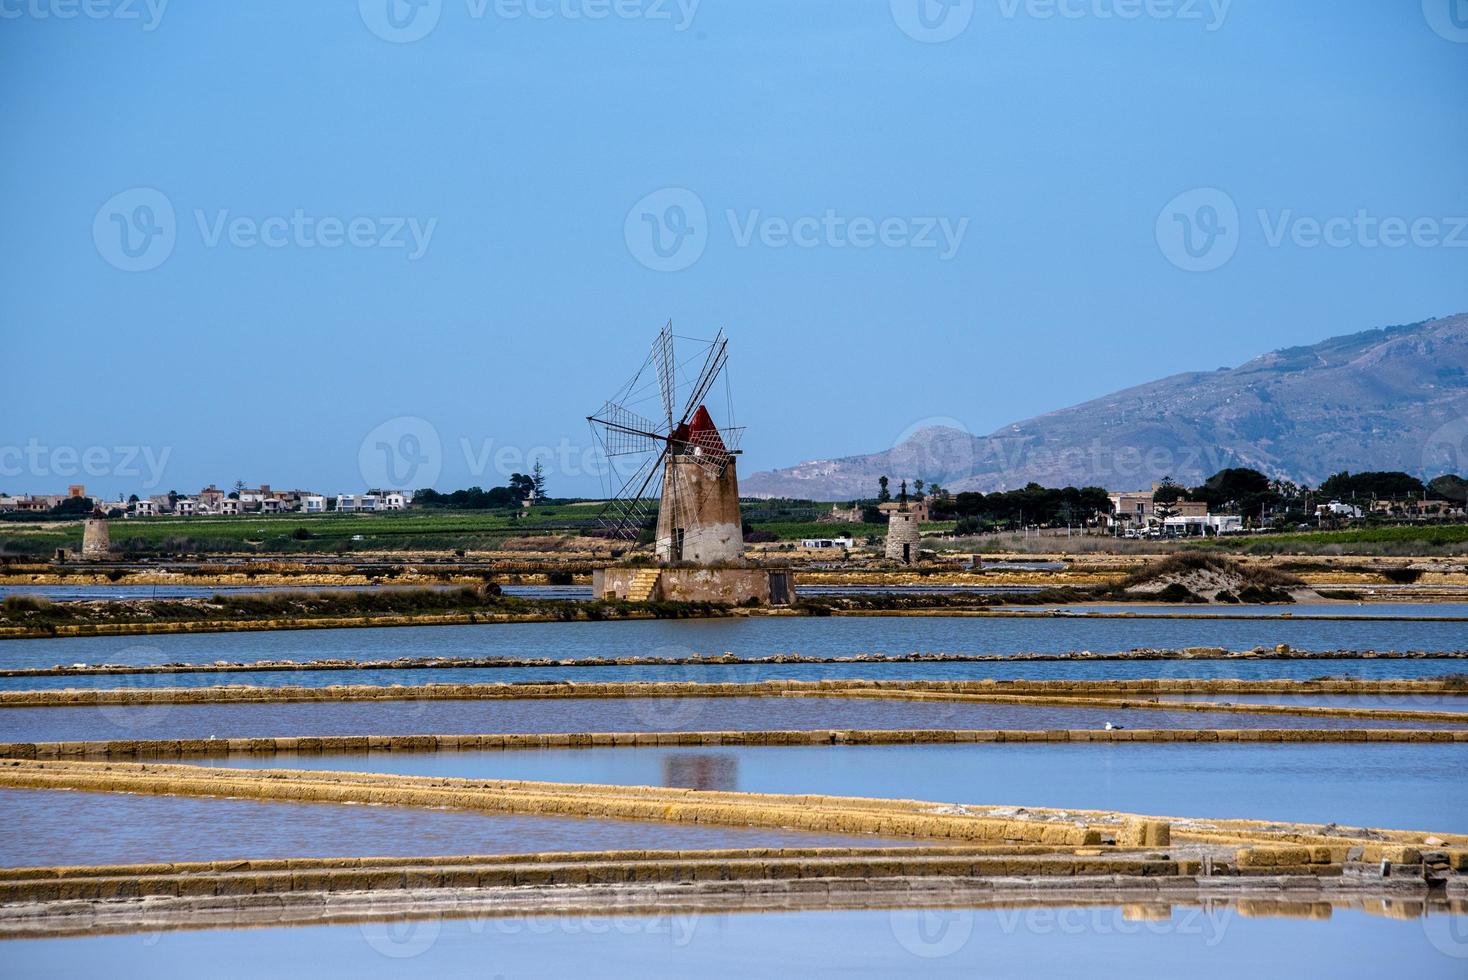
xmin=4 ymin=1 xmax=1466 ymax=499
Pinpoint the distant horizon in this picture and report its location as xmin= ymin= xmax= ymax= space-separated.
xmin=5 ymin=309 xmax=1467 ymax=502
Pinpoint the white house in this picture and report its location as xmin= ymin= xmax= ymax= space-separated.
xmin=1161 ymin=515 xmax=1243 ymax=537
xmin=218 ymin=498 xmax=243 ymax=515
xmin=1317 ymin=501 xmax=1363 ymax=519
xmin=801 ymin=537 xmax=855 ymax=549
xmin=132 ymin=499 xmax=158 ymax=517
xmin=301 ymin=495 xmax=326 ymax=513
xmin=381 ymin=492 xmax=408 ymax=510
xmin=173 ymin=497 xmax=197 ymax=516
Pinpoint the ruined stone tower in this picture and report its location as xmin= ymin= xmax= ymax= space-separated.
xmin=81 ymin=511 xmax=112 ymax=560
xmin=655 ymin=406 xmax=744 ymax=564
xmin=885 ymin=508 xmax=921 ymax=564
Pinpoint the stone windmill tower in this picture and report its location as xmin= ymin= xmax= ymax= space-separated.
xmin=885 ymin=481 xmax=921 ymax=564
xmin=81 ymin=507 xmax=113 ymax=560
xmin=588 ymin=323 xmax=792 ymax=604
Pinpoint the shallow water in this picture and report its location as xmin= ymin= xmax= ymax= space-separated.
xmin=0 ymin=584 xmax=466 ymax=602
xmin=3 ymin=657 xmax=1463 ymax=692
xmin=1155 ymin=693 xmax=1468 ymax=711
xmin=1033 ymin=602 xmax=1468 ymax=618
xmin=3 ymin=695 xmax=1458 ymax=744
xmin=210 ymin=741 xmax=1468 ymax=833
xmin=7 ymin=906 xmax=1466 ymax=978
xmin=3 ymin=614 xmax=1465 ymax=674
xmin=0 ymin=787 xmax=915 ymax=868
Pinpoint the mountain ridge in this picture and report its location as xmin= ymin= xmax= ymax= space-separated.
xmin=741 ymin=314 xmax=1468 ymax=499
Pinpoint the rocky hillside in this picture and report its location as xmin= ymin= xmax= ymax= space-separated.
xmin=743 ymin=314 xmax=1468 ymax=498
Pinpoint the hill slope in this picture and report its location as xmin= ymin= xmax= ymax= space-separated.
xmin=742 ymin=314 xmax=1468 ymax=498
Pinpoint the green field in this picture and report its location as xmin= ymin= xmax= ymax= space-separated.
xmin=748 ymin=521 xmax=956 ymax=542
xmin=1230 ymin=523 xmax=1468 ymax=552
xmin=0 ymin=507 xmax=597 ymax=556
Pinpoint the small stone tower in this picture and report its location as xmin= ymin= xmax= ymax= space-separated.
xmin=885 ymin=509 xmax=921 ymax=563
xmin=81 ymin=510 xmax=112 ymax=560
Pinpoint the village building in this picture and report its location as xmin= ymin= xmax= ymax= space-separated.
xmin=1105 ymin=489 xmax=1208 ymax=530
xmin=878 ymin=499 xmax=930 ymax=522
xmin=801 ymin=536 xmax=855 ymax=549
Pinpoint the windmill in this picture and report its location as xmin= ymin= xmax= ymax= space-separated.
xmin=587 ymin=322 xmax=745 ymax=564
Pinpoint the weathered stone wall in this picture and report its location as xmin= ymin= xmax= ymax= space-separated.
xmin=80 ymin=519 xmax=110 ymax=560
xmin=5 ymin=726 xmax=1465 ymax=762
xmin=655 ymin=456 xmax=744 ymax=564
xmin=885 ymin=510 xmax=921 ymax=562
xmin=597 ymin=567 xmax=794 ymax=605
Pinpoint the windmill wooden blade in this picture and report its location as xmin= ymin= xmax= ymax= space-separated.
xmin=588 ymin=401 xmax=663 ymax=456
xmin=654 ymin=321 xmax=676 ymax=435
xmin=677 ymin=329 xmax=727 ymax=427
xmin=596 ymin=449 xmax=664 ymax=541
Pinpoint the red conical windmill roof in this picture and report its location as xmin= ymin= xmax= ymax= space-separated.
xmin=673 ymin=405 xmax=727 ymax=455
xmin=687 ymin=405 xmax=726 ymax=448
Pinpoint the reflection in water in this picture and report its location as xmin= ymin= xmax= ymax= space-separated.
xmin=662 ymin=753 xmax=738 ymax=791
xmin=6 ymin=902 xmax=1468 ymax=977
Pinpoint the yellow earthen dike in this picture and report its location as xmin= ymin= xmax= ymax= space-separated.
xmin=2 ymin=677 xmax=1464 ymax=709
xmin=0 ymin=759 xmax=1463 ymax=935
xmin=2 ymin=727 xmax=1465 ymax=762
xmin=2 ymin=759 xmax=1463 ymax=852
xmin=0 ymin=759 xmax=1463 ymax=914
